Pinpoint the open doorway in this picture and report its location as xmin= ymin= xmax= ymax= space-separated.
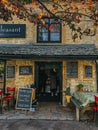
xmin=35 ymin=62 xmax=62 ymax=103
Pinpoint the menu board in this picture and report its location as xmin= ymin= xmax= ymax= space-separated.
xmin=16 ymin=88 xmax=32 ymax=110
xmin=7 ymin=66 xmax=15 ymax=78
xmin=19 ymin=66 xmax=32 ymax=75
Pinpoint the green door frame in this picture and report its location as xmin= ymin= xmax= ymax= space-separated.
xmin=4 ymin=60 xmax=6 ymax=93
xmin=0 ymin=60 xmax=6 ymax=93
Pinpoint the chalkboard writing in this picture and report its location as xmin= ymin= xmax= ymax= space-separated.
xmin=19 ymin=66 xmax=32 ymax=75
xmin=7 ymin=66 xmax=15 ymax=78
xmin=85 ymin=66 xmax=92 ymax=78
xmin=67 ymin=62 xmax=78 ymax=78
xmin=16 ymin=88 xmax=32 ymax=110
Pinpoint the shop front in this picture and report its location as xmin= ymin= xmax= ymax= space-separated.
xmin=0 ymin=44 xmax=98 ymax=108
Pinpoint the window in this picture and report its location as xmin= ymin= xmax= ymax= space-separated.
xmin=37 ymin=18 xmax=61 ymax=43
xmin=67 ymin=62 xmax=78 ymax=78
xmin=7 ymin=66 xmax=15 ymax=78
xmin=85 ymin=66 xmax=92 ymax=78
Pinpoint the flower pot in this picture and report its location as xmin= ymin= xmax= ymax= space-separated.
xmin=79 ymin=88 xmax=83 ymax=92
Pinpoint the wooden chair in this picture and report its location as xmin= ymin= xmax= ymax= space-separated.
xmin=0 ymin=90 xmax=3 ymax=113
xmin=3 ymin=87 xmax=15 ymax=110
xmin=92 ymin=95 xmax=98 ymax=121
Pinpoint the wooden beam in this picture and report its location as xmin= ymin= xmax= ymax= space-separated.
xmin=76 ymin=107 xmax=80 ymax=121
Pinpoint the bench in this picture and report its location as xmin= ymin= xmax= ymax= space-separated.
xmin=71 ymin=96 xmax=83 ymax=109
xmin=71 ymin=96 xmax=83 ymax=121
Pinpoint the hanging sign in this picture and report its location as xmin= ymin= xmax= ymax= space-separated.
xmin=0 ymin=24 xmax=26 ymax=38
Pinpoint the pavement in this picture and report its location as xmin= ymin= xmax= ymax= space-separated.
xmin=0 ymin=102 xmax=76 ymax=120
xmin=0 ymin=102 xmax=98 ymax=130
xmin=0 ymin=119 xmax=98 ymax=130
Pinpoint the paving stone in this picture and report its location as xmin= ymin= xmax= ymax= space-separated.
xmin=0 ymin=102 xmax=75 ymax=120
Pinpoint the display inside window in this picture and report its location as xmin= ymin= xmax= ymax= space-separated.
xmin=7 ymin=66 xmax=15 ymax=78
xmin=37 ymin=18 xmax=61 ymax=43
xmin=67 ymin=62 xmax=78 ymax=78
xmin=85 ymin=66 xmax=92 ymax=78
xmin=19 ymin=66 xmax=32 ymax=75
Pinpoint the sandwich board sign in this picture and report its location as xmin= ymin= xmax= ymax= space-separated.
xmin=16 ymin=88 xmax=32 ymax=110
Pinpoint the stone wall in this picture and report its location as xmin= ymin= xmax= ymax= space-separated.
xmin=6 ymin=60 xmax=34 ymax=95
xmin=0 ymin=18 xmax=97 ymax=44
xmin=62 ymin=60 xmax=96 ymax=105
xmin=0 ymin=13 xmax=98 ymax=45
xmin=5 ymin=59 xmax=97 ymax=105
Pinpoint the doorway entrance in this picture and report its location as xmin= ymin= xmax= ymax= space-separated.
xmin=35 ymin=62 xmax=62 ymax=103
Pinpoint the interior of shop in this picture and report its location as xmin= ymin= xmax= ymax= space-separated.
xmin=35 ymin=62 xmax=62 ymax=102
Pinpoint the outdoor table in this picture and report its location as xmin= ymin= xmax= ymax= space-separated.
xmin=72 ymin=91 xmax=98 ymax=121
xmin=0 ymin=92 xmax=12 ymax=113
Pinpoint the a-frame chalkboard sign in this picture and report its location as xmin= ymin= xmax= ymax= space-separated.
xmin=16 ymin=88 xmax=32 ymax=110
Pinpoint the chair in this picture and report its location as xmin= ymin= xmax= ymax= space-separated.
xmin=3 ymin=87 xmax=15 ymax=110
xmin=0 ymin=90 xmax=3 ymax=113
xmin=92 ymin=95 xmax=98 ymax=121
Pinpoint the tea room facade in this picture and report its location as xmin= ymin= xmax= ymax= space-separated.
xmin=0 ymin=10 xmax=98 ymax=105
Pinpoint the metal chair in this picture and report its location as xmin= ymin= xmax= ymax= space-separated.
xmin=3 ymin=87 xmax=15 ymax=110
xmin=0 ymin=90 xmax=3 ymax=113
xmin=92 ymin=95 xmax=98 ymax=121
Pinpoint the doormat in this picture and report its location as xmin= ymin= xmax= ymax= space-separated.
xmin=61 ymin=106 xmax=73 ymax=111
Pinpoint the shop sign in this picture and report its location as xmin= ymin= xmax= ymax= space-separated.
xmin=16 ymin=88 xmax=32 ymax=110
xmin=0 ymin=24 xmax=26 ymax=38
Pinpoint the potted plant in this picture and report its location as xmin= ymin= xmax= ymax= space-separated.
xmin=65 ymin=86 xmax=71 ymax=106
xmin=61 ymin=86 xmax=73 ymax=111
xmin=77 ymin=84 xmax=84 ymax=92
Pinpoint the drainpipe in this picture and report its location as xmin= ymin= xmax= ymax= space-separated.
xmin=3 ymin=60 xmax=6 ymax=94
xmin=95 ymin=60 xmax=98 ymax=93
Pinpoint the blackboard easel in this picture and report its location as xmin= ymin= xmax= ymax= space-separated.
xmin=16 ymin=88 xmax=32 ymax=110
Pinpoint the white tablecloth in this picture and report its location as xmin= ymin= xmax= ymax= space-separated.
xmin=73 ymin=92 xmax=98 ymax=107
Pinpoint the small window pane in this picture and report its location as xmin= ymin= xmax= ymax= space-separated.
xmin=7 ymin=66 xmax=15 ymax=78
xmin=41 ymin=27 xmax=48 ymax=33
xmin=50 ymin=24 xmax=60 ymax=32
xmin=38 ymin=32 xmax=48 ymax=41
xmin=85 ymin=66 xmax=92 ymax=78
xmin=67 ymin=62 xmax=78 ymax=78
xmin=43 ymin=18 xmax=49 ymax=23
xmin=50 ymin=19 xmax=60 ymax=23
xmin=50 ymin=33 xmax=60 ymax=41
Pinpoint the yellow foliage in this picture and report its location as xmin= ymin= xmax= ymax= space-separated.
xmin=1 ymin=0 xmax=8 ymax=4
xmin=38 ymin=13 xmax=43 ymax=19
xmin=83 ymin=10 xmax=87 ymax=15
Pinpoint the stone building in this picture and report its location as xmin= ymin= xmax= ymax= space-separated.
xmin=0 ymin=1 xmax=98 ymax=106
